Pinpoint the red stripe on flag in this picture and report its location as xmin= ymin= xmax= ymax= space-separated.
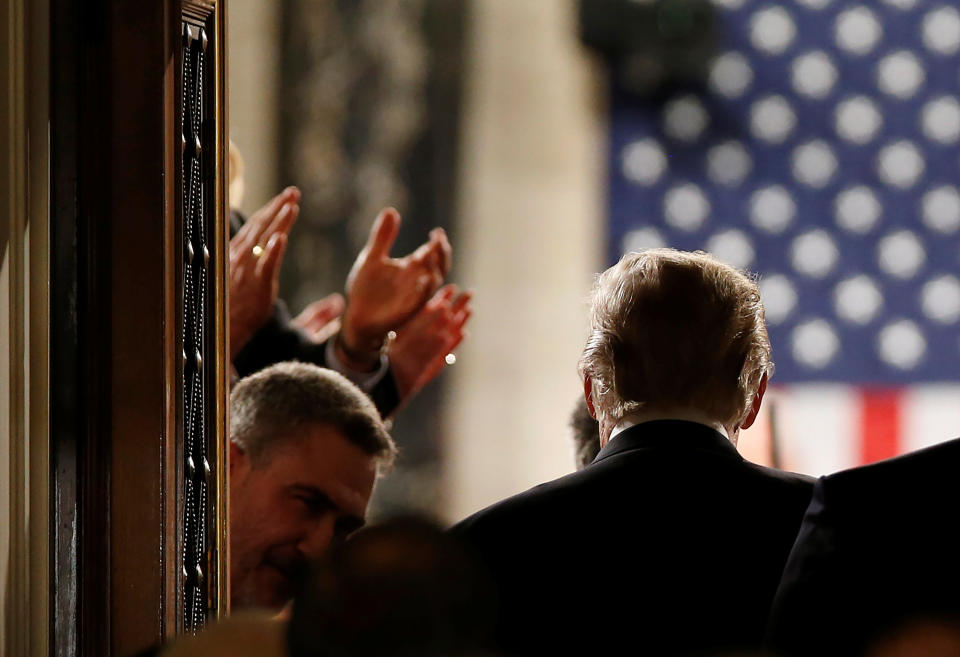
xmin=859 ymin=388 xmax=901 ymax=465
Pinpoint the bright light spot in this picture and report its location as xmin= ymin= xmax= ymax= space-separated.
xmin=835 ymin=96 xmax=883 ymax=144
xmin=792 ymin=51 xmax=838 ymax=99
xmin=877 ymin=230 xmax=926 ymax=279
xmin=663 ymin=95 xmax=709 ymax=143
xmin=622 ymin=139 xmax=668 ymax=186
xmin=750 ymin=186 xmax=796 ymax=234
xmin=705 ymin=229 xmax=755 ymax=269
xmin=791 ymin=229 xmax=839 ymax=278
xmin=835 ymin=7 xmax=882 ymax=55
xmin=877 ymin=51 xmax=925 ymax=99
xmin=707 ymin=141 xmax=752 ymax=187
xmin=760 ymin=275 xmax=798 ymax=325
xmin=834 ymin=275 xmax=883 ymax=325
xmin=792 ymin=140 xmax=838 ymax=188
xmin=921 ymin=96 xmax=960 ymax=144
xmin=877 ymin=141 xmax=925 ymax=189
xmin=922 ymin=6 xmax=960 ymax=55
xmin=622 ymin=227 xmax=667 ymax=253
xmin=878 ymin=320 xmax=926 ymax=370
xmin=711 ymin=0 xmax=746 ymax=9
xmin=709 ymin=52 xmax=754 ymax=98
xmin=922 ymin=186 xmax=960 ymax=233
xmin=793 ymin=319 xmax=840 ymax=369
xmin=835 ymin=186 xmax=882 ymax=234
xmin=881 ymin=0 xmax=916 ymax=9
xmin=664 ymin=184 xmax=710 ymax=232
xmin=751 ymin=96 xmax=797 ymax=144
xmin=750 ymin=7 xmax=797 ymax=55
xmin=922 ymin=275 xmax=960 ymax=324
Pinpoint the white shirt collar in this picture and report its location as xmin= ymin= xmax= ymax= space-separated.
xmin=608 ymin=408 xmax=730 ymax=445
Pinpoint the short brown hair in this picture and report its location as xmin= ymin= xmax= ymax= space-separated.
xmin=230 ymin=362 xmax=396 ymax=467
xmin=578 ymin=249 xmax=772 ymax=428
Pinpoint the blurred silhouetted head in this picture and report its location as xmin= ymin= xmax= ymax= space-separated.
xmin=866 ymin=615 xmax=960 ymax=657
xmin=287 ymin=516 xmax=497 ymax=657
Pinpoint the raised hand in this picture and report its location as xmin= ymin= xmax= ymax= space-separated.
xmin=389 ymin=284 xmax=472 ymax=402
xmin=229 ymin=186 xmax=300 ymax=360
xmin=291 ymin=293 xmax=346 ymax=346
xmin=339 ymin=208 xmax=452 ymax=361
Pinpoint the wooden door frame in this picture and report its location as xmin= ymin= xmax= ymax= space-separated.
xmin=49 ymin=0 xmax=228 ymax=654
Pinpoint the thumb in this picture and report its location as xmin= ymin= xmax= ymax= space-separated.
xmin=365 ymin=208 xmax=401 ymax=259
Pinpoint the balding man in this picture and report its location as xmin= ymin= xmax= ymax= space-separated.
xmin=453 ymin=249 xmax=814 ymax=657
xmin=229 ymin=361 xmax=396 ymax=610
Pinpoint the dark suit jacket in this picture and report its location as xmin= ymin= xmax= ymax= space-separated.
xmin=766 ymin=437 xmax=960 ymax=657
xmin=452 ymin=420 xmax=814 ymax=657
xmin=229 ymin=210 xmax=400 ymax=416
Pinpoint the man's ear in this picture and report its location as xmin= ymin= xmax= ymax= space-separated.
xmin=229 ymin=440 xmax=249 ymax=479
xmin=584 ymin=375 xmax=597 ymax=420
xmin=740 ymin=372 xmax=768 ymax=431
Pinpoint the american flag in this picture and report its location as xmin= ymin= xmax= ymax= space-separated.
xmin=607 ymin=0 xmax=960 ymax=475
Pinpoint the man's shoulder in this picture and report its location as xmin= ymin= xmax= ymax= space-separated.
xmin=452 ymin=449 xmax=815 ymax=539
xmin=810 ymin=437 xmax=960 ymax=535
xmin=451 ymin=466 xmax=600 ymax=538
xmin=740 ymin=460 xmax=816 ymax=495
xmin=822 ymin=436 xmax=960 ymax=498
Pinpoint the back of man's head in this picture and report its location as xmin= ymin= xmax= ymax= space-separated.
xmin=579 ymin=249 xmax=772 ymax=429
xmin=230 ymin=361 xmax=396 ymax=466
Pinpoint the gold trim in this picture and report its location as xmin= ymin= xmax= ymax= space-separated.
xmin=213 ymin=0 xmax=231 ymax=618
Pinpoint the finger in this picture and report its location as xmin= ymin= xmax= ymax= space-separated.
xmin=264 ymin=200 xmax=300 ymax=243
xmin=312 ymin=317 xmax=342 ymax=344
xmin=452 ymin=304 xmax=472 ymax=330
xmin=240 ymin=186 xmax=299 ymax=249
xmin=411 ymin=240 xmax=449 ymax=296
xmin=430 ymin=227 xmax=452 ymax=276
xmin=409 ymin=234 xmax=437 ymax=266
xmin=365 ymin=207 xmax=401 ymax=259
xmin=426 ymin=284 xmax=459 ymax=310
xmin=255 ymin=231 xmax=287 ymax=283
xmin=418 ymin=270 xmax=443 ymax=305
xmin=450 ymin=290 xmax=472 ymax=314
xmin=297 ymin=293 xmax=346 ymax=331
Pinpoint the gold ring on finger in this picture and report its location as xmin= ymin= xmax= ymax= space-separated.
xmin=252 ymin=244 xmax=265 ymax=258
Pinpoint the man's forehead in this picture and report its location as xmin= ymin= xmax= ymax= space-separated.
xmin=265 ymin=426 xmax=377 ymax=506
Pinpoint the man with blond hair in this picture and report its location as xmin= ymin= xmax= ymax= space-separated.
xmin=453 ymin=249 xmax=814 ymax=657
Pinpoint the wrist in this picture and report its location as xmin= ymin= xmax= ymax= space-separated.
xmin=334 ymin=330 xmax=383 ymax=372
xmin=340 ymin=314 xmax=385 ymax=355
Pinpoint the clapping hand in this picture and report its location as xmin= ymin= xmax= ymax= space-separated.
xmin=229 ymin=187 xmax=300 ymax=360
xmin=389 ymin=285 xmax=472 ymax=401
xmin=291 ymin=293 xmax=346 ymax=346
xmin=338 ymin=208 xmax=452 ymax=366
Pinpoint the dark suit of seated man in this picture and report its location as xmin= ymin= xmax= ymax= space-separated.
xmin=765 ymin=437 xmax=960 ymax=657
xmin=452 ymin=249 xmax=814 ymax=657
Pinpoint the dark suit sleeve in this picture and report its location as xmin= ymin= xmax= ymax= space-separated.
xmin=233 ymin=299 xmax=401 ymax=417
xmin=765 ymin=479 xmax=849 ymax=657
xmin=229 ymin=211 xmax=401 ymax=417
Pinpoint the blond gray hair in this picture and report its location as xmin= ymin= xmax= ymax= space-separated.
xmin=578 ymin=249 xmax=772 ymax=428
